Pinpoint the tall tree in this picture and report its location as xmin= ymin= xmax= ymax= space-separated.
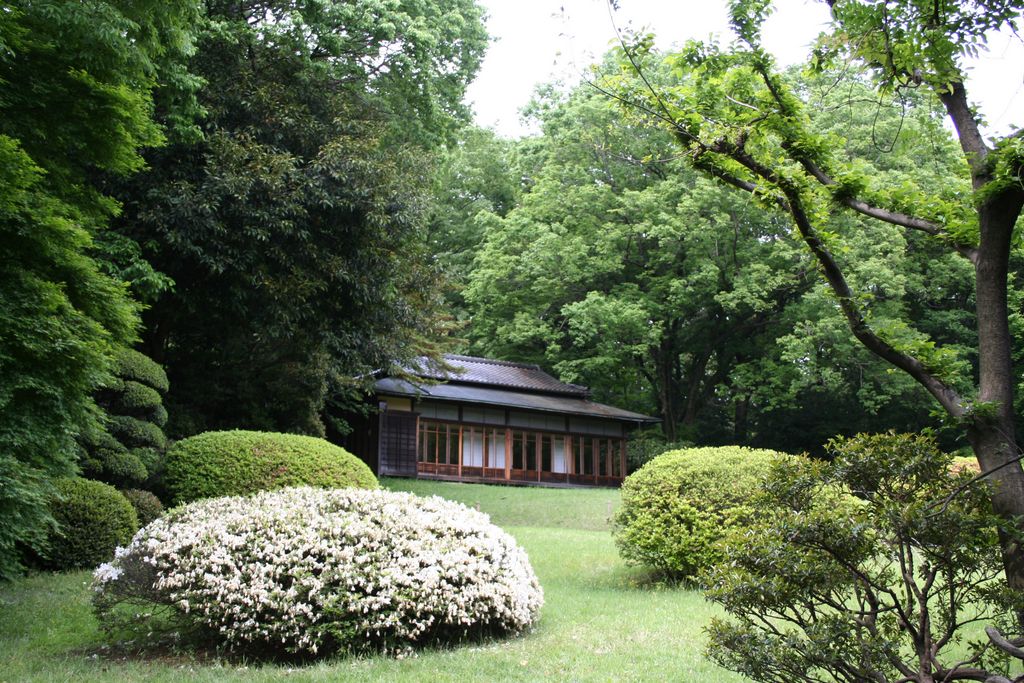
xmin=464 ymin=85 xmax=810 ymax=441
xmin=0 ymin=0 xmax=201 ymax=577
xmin=112 ymin=0 xmax=488 ymax=436
xmin=606 ymin=0 xmax=1024 ymax=597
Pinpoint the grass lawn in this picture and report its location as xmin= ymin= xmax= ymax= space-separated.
xmin=0 ymin=479 xmax=748 ymax=682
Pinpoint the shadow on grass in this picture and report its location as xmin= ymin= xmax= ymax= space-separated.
xmin=82 ymin=618 xmax=535 ymax=669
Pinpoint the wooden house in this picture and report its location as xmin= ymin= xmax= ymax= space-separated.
xmin=345 ymin=354 xmax=658 ymax=487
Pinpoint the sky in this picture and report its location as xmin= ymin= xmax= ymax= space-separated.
xmin=465 ymin=0 xmax=1024 ymax=139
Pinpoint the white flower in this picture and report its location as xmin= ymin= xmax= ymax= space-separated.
xmin=92 ymin=486 xmax=543 ymax=657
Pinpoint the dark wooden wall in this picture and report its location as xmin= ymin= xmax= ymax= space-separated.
xmin=378 ymin=409 xmax=418 ymax=477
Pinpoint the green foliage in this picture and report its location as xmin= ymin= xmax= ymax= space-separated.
xmin=705 ymin=432 xmax=1023 ymax=683
xmin=613 ymin=446 xmax=790 ymax=580
xmin=113 ymin=349 xmax=169 ymax=394
xmin=42 ymin=479 xmax=138 ymax=571
xmin=107 ymin=416 xmax=167 ymax=453
xmin=0 ymin=0 xmax=200 ymax=579
xmin=118 ymin=489 xmax=164 ymax=527
xmin=462 ymin=82 xmax=810 ymax=442
xmin=0 ymin=136 xmax=135 ymax=579
xmin=166 ymin=430 xmax=379 ymax=504
xmin=113 ymin=381 xmax=162 ymax=415
xmin=112 ymin=0 xmax=488 ymax=437
xmin=81 ymin=348 xmax=170 ymax=490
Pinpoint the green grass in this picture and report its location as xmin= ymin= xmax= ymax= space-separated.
xmin=0 ymin=479 xmax=748 ymax=682
xmin=381 ymin=477 xmax=622 ymax=531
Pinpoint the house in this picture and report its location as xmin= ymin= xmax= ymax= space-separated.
xmin=345 ymin=354 xmax=658 ymax=487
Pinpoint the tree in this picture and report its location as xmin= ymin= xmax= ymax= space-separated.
xmin=605 ymin=0 xmax=1024 ymax=597
xmin=462 ymin=76 xmax=972 ymax=450
xmin=706 ymin=433 xmax=1024 ymax=683
xmin=0 ymin=0 xmax=201 ymax=578
xmin=111 ymin=0 xmax=488 ymax=436
xmin=464 ymin=84 xmax=812 ymax=441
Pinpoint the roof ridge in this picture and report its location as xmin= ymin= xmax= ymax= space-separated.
xmin=443 ymin=354 xmax=541 ymax=371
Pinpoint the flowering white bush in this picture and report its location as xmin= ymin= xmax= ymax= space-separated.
xmin=92 ymin=487 xmax=543 ymax=656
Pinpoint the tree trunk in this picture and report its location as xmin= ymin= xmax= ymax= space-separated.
xmin=970 ymin=195 xmax=1024 ymax=610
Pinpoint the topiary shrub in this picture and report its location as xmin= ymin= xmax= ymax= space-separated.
xmin=165 ymin=430 xmax=377 ymax=504
xmin=612 ymin=445 xmax=791 ymax=580
xmin=44 ymin=478 xmax=138 ymax=570
xmin=79 ymin=348 xmax=171 ymax=490
xmin=93 ymin=487 xmax=543 ymax=657
xmin=119 ymin=489 xmax=164 ymax=527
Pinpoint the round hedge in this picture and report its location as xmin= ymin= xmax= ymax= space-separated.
xmin=612 ymin=446 xmax=791 ymax=580
xmin=120 ymin=488 xmax=165 ymax=526
xmin=45 ymin=478 xmax=138 ymax=570
xmin=93 ymin=487 xmax=543 ymax=657
xmin=166 ymin=430 xmax=378 ymax=504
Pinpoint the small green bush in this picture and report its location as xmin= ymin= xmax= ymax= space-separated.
xmin=119 ymin=489 xmax=164 ymax=526
xmin=612 ymin=446 xmax=791 ymax=580
xmin=166 ymin=430 xmax=378 ymax=504
xmin=44 ymin=479 xmax=138 ymax=570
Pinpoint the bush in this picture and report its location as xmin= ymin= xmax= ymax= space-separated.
xmin=165 ymin=430 xmax=377 ymax=504
xmin=93 ymin=487 xmax=543 ymax=656
xmin=114 ymin=348 xmax=169 ymax=393
xmin=44 ymin=478 xmax=138 ymax=570
xmin=108 ymin=415 xmax=167 ymax=451
xmin=612 ymin=445 xmax=790 ymax=580
xmin=705 ymin=432 xmax=1023 ymax=683
xmin=79 ymin=348 xmax=170 ymax=490
xmin=113 ymin=380 xmax=162 ymax=415
xmin=119 ymin=489 xmax=164 ymax=526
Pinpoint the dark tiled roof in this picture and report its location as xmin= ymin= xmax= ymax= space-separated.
xmin=374 ymin=378 xmax=659 ymax=423
xmin=411 ymin=354 xmax=589 ymax=397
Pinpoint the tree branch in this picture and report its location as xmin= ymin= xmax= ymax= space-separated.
xmin=936 ymin=81 xmax=991 ymax=178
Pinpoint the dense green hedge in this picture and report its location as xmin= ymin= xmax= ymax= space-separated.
xmin=166 ymin=430 xmax=378 ymax=504
xmin=44 ymin=478 xmax=138 ymax=570
xmin=612 ymin=446 xmax=791 ymax=580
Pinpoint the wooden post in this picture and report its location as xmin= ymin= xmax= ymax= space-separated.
xmin=505 ymin=428 xmax=511 ymax=481
xmin=620 ymin=439 xmax=627 ymax=480
xmin=457 ymin=426 xmax=463 ymax=480
xmin=606 ymin=439 xmax=612 ymax=480
xmin=592 ymin=437 xmax=598 ymax=484
xmin=536 ymin=433 xmax=542 ymax=482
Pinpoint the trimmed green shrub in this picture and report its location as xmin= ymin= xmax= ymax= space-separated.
xmin=108 ymin=415 xmax=168 ymax=451
xmin=166 ymin=430 xmax=378 ymax=504
xmin=113 ymin=380 xmax=162 ymax=415
xmin=612 ymin=446 xmax=791 ymax=580
xmin=115 ymin=348 xmax=169 ymax=393
xmin=44 ymin=478 xmax=138 ymax=570
xmin=120 ymin=489 xmax=164 ymax=526
xmin=79 ymin=348 xmax=170 ymax=490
